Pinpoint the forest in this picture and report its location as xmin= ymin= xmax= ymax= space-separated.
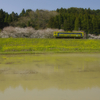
xmin=0 ymin=7 xmax=100 ymax=35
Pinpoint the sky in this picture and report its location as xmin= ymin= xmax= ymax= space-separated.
xmin=0 ymin=0 xmax=100 ymax=14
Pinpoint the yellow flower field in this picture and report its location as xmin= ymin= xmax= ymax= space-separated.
xmin=0 ymin=38 xmax=100 ymax=53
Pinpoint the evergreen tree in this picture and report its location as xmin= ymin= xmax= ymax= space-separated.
xmin=11 ymin=12 xmax=18 ymax=21
xmin=87 ymin=15 xmax=93 ymax=33
xmin=63 ymin=15 xmax=72 ymax=31
xmin=20 ymin=9 xmax=25 ymax=16
xmin=92 ymin=15 xmax=99 ymax=34
xmin=0 ymin=9 xmax=4 ymax=29
xmin=7 ymin=15 xmax=12 ymax=23
xmin=74 ymin=17 xmax=80 ymax=30
xmin=4 ymin=14 xmax=9 ymax=26
xmin=48 ymin=17 xmax=55 ymax=28
xmin=53 ymin=16 xmax=59 ymax=28
xmin=25 ymin=9 xmax=32 ymax=16
xmin=59 ymin=14 xmax=63 ymax=29
xmin=81 ymin=14 xmax=88 ymax=32
xmin=63 ymin=20 xmax=67 ymax=31
xmin=27 ymin=21 xmax=31 ymax=27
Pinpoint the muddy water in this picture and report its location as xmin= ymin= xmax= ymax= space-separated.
xmin=0 ymin=53 xmax=100 ymax=100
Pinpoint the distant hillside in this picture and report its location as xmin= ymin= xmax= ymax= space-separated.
xmin=0 ymin=7 xmax=100 ymax=35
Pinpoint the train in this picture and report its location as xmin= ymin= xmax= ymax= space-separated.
xmin=53 ymin=31 xmax=84 ymax=38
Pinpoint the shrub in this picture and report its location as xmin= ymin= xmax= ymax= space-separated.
xmin=0 ymin=26 xmax=64 ymax=38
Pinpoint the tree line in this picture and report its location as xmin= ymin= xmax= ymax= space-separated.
xmin=48 ymin=8 xmax=100 ymax=35
xmin=0 ymin=9 xmax=58 ymax=30
xmin=0 ymin=9 xmax=18 ymax=29
xmin=0 ymin=7 xmax=100 ymax=35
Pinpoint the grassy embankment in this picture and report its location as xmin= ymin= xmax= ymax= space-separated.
xmin=0 ymin=38 xmax=100 ymax=54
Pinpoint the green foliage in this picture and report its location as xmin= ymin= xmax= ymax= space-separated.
xmin=11 ymin=12 xmax=18 ymax=21
xmin=0 ymin=9 xmax=19 ymax=29
xmin=11 ymin=10 xmax=58 ymax=28
xmin=27 ymin=21 xmax=31 ymax=27
xmin=0 ymin=9 xmax=5 ymax=29
xmin=20 ymin=9 xmax=26 ymax=16
xmin=25 ymin=9 xmax=32 ymax=16
xmin=74 ymin=17 xmax=80 ymax=30
xmin=92 ymin=15 xmax=99 ymax=34
xmin=0 ymin=7 xmax=100 ymax=35
xmin=7 ymin=15 xmax=12 ymax=23
xmin=63 ymin=20 xmax=67 ymax=31
xmin=48 ymin=7 xmax=100 ymax=35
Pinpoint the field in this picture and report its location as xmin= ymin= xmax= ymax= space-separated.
xmin=0 ymin=38 xmax=100 ymax=54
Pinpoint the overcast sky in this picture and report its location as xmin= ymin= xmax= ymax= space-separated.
xmin=0 ymin=0 xmax=100 ymax=14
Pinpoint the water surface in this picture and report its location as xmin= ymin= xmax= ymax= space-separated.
xmin=0 ymin=53 xmax=100 ymax=100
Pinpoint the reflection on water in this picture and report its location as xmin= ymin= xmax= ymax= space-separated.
xmin=0 ymin=53 xmax=100 ymax=100
xmin=0 ymin=86 xmax=100 ymax=100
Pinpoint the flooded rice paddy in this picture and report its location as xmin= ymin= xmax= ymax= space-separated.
xmin=0 ymin=53 xmax=100 ymax=100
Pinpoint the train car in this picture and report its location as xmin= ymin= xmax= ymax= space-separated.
xmin=53 ymin=31 xmax=84 ymax=38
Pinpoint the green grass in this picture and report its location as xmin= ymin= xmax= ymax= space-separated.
xmin=0 ymin=38 xmax=100 ymax=54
